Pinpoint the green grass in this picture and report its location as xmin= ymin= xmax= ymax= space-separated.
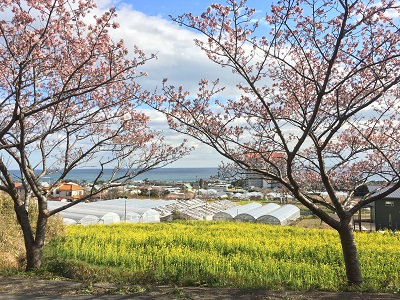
xmin=44 ymin=222 xmax=400 ymax=293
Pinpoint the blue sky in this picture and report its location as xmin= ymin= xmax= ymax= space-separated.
xmin=117 ymin=1 xmax=264 ymax=18
xmin=119 ymin=1 xmax=210 ymax=17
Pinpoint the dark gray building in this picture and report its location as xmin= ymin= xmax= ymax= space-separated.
xmin=368 ymin=186 xmax=400 ymax=231
xmin=244 ymin=171 xmax=282 ymax=189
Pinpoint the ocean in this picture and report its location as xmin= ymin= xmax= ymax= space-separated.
xmin=10 ymin=168 xmax=219 ymax=184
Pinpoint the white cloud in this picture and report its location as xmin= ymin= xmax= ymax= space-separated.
xmin=94 ymin=3 xmax=237 ymax=95
xmin=88 ymin=2 xmax=243 ymax=167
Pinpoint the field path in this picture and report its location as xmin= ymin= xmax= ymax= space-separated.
xmin=0 ymin=276 xmax=399 ymax=299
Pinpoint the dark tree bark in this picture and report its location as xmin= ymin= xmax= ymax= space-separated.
xmin=25 ymin=243 xmax=45 ymax=270
xmin=14 ymin=203 xmax=44 ymax=270
xmin=338 ymin=220 xmax=363 ymax=285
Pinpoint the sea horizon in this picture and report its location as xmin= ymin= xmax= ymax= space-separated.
xmin=9 ymin=167 xmax=219 ymax=184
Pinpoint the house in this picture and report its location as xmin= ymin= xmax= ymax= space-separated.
xmin=14 ymin=181 xmax=53 ymax=199
xmin=14 ymin=183 xmax=26 ymax=197
xmin=50 ymin=182 xmax=85 ymax=201
xmin=368 ymin=186 xmax=400 ymax=231
xmin=244 ymin=152 xmax=285 ymax=189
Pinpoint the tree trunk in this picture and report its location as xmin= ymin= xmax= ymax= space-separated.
xmin=25 ymin=243 xmax=44 ymax=270
xmin=15 ymin=203 xmax=47 ymax=270
xmin=27 ymin=209 xmax=48 ymax=270
xmin=338 ymin=220 xmax=363 ymax=285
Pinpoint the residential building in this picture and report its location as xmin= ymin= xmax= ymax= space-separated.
xmin=14 ymin=183 xmax=26 ymax=197
xmin=368 ymin=186 xmax=400 ymax=231
xmin=50 ymin=182 xmax=85 ymax=201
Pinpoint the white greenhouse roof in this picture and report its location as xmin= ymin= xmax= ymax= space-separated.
xmin=232 ymin=192 xmax=264 ymax=200
xmin=212 ymin=202 xmax=262 ymax=220
xmin=213 ymin=202 xmax=300 ymax=225
xmin=234 ymin=203 xmax=281 ymax=222
xmin=48 ymin=199 xmax=175 ymax=225
xmin=153 ymin=199 xmax=236 ymax=220
xmin=257 ymin=204 xmax=300 ymax=225
xmin=48 ymin=198 xmax=300 ymax=226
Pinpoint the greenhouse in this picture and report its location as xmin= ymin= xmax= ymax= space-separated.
xmin=100 ymin=212 xmax=121 ymax=224
xmin=155 ymin=199 xmax=236 ymax=220
xmin=47 ymin=198 xmax=300 ymax=225
xmin=53 ymin=211 xmax=100 ymax=225
xmin=63 ymin=218 xmax=78 ymax=225
xmin=48 ymin=199 xmax=175 ymax=225
xmin=212 ymin=202 xmax=261 ymax=221
xmin=123 ymin=208 xmax=159 ymax=223
xmin=234 ymin=203 xmax=281 ymax=222
xmin=257 ymin=204 xmax=300 ymax=225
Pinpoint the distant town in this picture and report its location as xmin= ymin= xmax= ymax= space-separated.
xmin=12 ymin=170 xmax=395 ymax=232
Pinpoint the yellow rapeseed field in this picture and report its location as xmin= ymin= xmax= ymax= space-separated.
xmin=47 ymin=221 xmax=400 ymax=291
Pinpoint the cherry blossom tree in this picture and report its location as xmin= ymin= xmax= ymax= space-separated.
xmin=0 ymin=0 xmax=188 ymax=270
xmin=148 ymin=0 xmax=400 ymax=285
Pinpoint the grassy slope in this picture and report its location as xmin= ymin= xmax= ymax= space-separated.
xmin=0 ymin=194 xmax=65 ymax=270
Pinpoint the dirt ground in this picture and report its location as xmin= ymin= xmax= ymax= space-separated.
xmin=0 ymin=276 xmax=399 ymax=300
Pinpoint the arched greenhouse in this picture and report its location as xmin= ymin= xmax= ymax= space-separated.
xmin=234 ymin=203 xmax=281 ymax=222
xmin=47 ymin=198 xmax=170 ymax=225
xmin=100 ymin=212 xmax=121 ymax=224
xmin=63 ymin=218 xmax=77 ymax=225
xmin=257 ymin=204 xmax=300 ymax=225
xmin=212 ymin=202 xmax=262 ymax=221
xmin=123 ymin=208 xmax=160 ymax=223
xmin=78 ymin=215 xmax=100 ymax=225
